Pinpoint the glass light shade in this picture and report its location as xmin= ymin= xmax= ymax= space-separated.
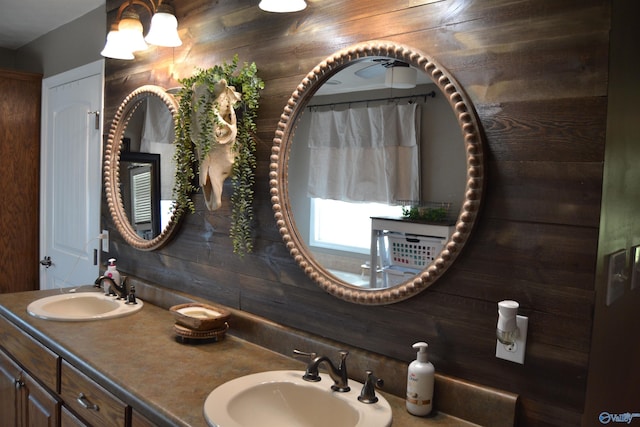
xmin=118 ymin=12 xmax=148 ymax=52
xmin=100 ymin=30 xmax=135 ymax=60
xmin=259 ymin=0 xmax=307 ymax=13
xmin=145 ymin=12 xmax=182 ymax=47
xmin=384 ymin=66 xmax=417 ymax=89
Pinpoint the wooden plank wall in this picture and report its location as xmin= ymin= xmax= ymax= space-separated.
xmin=103 ymin=0 xmax=610 ymax=425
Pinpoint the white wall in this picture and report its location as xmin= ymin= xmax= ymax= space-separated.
xmin=14 ymin=6 xmax=105 ymax=77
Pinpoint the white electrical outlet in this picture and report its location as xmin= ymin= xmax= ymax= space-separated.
xmin=101 ymin=229 xmax=109 ymax=252
xmin=631 ymin=246 xmax=640 ymax=291
xmin=606 ymin=249 xmax=626 ymax=306
xmin=496 ymin=315 xmax=528 ymax=364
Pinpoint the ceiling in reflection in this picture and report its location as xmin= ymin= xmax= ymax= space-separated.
xmin=316 ymin=58 xmax=433 ymax=96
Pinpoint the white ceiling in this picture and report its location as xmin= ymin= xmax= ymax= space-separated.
xmin=316 ymin=59 xmax=433 ymax=96
xmin=0 ymin=0 xmax=104 ymax=50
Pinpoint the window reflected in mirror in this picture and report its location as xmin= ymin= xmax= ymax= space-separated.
xmin=120 ymin=148 xmax=161 ymax=239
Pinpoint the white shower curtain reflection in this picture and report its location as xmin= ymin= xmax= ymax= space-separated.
xmin=141 ymin=97 xmax=176 ymax=199
xmin=307 ymin=103 xmax=421 ymax=204
xmin=141 ymin=96 xmax=176 ymax=230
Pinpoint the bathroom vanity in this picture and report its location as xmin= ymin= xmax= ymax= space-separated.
xmin=0 ymin=283 xmax=517 ymax=426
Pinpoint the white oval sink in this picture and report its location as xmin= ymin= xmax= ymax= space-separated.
xmin=27 ymin=292 xmax=143 ymax=321
xmin=204 ymin=370 xmax=392 ymax=427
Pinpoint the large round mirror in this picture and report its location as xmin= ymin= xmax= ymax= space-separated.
xmin=270 ymin=41 xmax=485 ymax=304
xmin=104 ymin=85 xmax=181 ymax=251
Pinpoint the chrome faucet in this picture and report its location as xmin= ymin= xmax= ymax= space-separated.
xmin=293 ymin=349 xmax=350 ymax=392
xmin=94 ymin=275 xmax=136 ymax=303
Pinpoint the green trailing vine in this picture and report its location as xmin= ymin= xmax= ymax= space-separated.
xmin=172 ymin=55 xmax=264 ymax=256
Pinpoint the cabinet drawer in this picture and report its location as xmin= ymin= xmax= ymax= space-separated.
xmin=61 ymin=405 xmax=89 ymax=427
xmin=60 ymin=359 xmax=128 ymax=427
xmin=0 ymin=316 xmax=59 ymax=392
xmin=132 ymin=410 xmax=156 ymax=427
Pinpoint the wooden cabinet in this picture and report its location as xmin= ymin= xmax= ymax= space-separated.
xmin=0 ymin=69 xmax=42 ymax=294
xmin=0 ymin=315 xmax=144 ymax=427
xmin=0 ymin=349 xmax=22 ymax=426
xmin=0 ymin=315 xmax=60 ymax=426
xmin=0 ymin=349 xmax=60 ymax=427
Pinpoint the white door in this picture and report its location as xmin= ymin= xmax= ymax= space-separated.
xmin=40 ymin=60 xmax=104 ymax=290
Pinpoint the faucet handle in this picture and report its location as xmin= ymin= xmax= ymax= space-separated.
xmin=293 ymin=350 xmax=322 ymax=382
xmin=292 ymin=349 xmax=317 ymax=360
xmin=358 ymin=370 xmax=384 ymax=404
xmin=125 ymin=283 xmax=137 ymax=305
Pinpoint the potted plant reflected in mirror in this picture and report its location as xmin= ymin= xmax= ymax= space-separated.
xmin=401 ymin=202 xmax=451 ymax=223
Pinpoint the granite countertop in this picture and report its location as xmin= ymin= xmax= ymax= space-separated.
xmin=0 ymin=288 xmax=476 ymax=427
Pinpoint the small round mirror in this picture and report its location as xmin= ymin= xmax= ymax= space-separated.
xmin=104 ymin=85 xmax=182 ymax=251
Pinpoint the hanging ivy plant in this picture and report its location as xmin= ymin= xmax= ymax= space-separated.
xmin=172 ymin=55 xmax=264 ymax=256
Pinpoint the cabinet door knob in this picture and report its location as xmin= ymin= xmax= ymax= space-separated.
xmin=77 ymin=393 xmax=100 ymax=411
xmin=14 ymin=378 xmax=24 ymax=389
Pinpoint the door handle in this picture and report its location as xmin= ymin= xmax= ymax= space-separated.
xmin=88 ymin=111 xmax=100 ymax=130
xmin=39 ymin=256 xmax=52 ymax=268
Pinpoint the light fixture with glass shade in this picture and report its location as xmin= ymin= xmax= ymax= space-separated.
xmin=384 ymin=63 xmax=417 ymax=89
xmin=101 ymin=0 xmax=182 ymax=60
xmin=144 ymin=4 xmax=182 ymax=47
xmin=117 ymin=10 xmax=148 ymax=52
xmin=100 ymin=24 xmax=135 ymax=60
xmin=259 ymin=0 xmax=307 ymax=13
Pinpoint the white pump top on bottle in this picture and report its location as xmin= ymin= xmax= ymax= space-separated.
xmin=414 ymin=342 xmax=429 ymax=362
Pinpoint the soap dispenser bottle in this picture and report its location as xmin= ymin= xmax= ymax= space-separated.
xmin=105 ymin=258 xmax=121 ymax=293
xmin=406 ymin=341 xmax=435 ymax=416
